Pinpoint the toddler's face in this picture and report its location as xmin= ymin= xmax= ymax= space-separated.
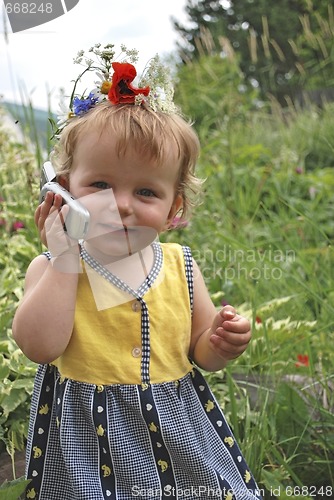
xmin=61 ymin=130 xmax=182 ymax=259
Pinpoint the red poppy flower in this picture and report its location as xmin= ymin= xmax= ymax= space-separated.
xmin=108 ymin=62 xmax=150 ymax=105
xmin=295 ymin=354 xmax=309 ymax=367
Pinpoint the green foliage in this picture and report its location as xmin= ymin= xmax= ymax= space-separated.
xmin=175 ymin=53 xmax=260 ymax=133
xmin=0 ymin=111 xmax=40 ymax=487
xmin=291 ymin=4 xmax=334 ymax=92
xmin=0 ymin=478 xmax=31 ymax=500
xmin=173 ymin=0 xmax=334 ymax=103
xmin=164 ymin=70 xmax=334 ymax=491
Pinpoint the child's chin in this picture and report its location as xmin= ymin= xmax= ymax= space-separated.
xmin=85 ymin=226 xmax=157 ymax=260
xmin=86 ymin=237 xmax=142 ymax=262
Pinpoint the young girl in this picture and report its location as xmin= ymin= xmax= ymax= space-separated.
xmin=12 ymin=45 xmax=262 ymax=500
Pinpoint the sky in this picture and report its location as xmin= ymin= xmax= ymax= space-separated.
xmin=0 ymin=0 xmax=189 ymax=112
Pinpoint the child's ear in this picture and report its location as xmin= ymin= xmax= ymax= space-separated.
xmin=166 ymin=194 xmax=183 ymax=228
xmin=57 ymin=175 xmax=70 ymax=191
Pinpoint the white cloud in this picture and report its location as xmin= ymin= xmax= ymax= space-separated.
xmin=0 ymin=0 xmax=189 ymax=111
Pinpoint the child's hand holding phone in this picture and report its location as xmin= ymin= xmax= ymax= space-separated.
xmin=38 ymin=161 xmax=90 ymax=241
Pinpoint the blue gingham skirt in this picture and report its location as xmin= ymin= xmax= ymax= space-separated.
xmin=25 ymin=364 xmax=262 ymax=500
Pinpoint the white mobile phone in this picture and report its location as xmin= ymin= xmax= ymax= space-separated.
xmin=39 ymin=161 xmax=90 ymax=240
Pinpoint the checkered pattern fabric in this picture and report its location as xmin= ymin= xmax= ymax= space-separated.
xmin=182 ymin=246 xmax=194 ymax=314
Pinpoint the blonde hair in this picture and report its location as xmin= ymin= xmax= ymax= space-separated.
xmin=51 ymin=102 xmax=202 ymax=220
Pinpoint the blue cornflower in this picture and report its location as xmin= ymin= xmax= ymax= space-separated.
xmin=72 ymin=92 xmax=100 ymax=115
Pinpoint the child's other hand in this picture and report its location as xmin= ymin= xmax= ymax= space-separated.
xmin=209 ymin=305 xmax=251 ymax=361
xmin=35 ymin=191 xmax=63 ymax=246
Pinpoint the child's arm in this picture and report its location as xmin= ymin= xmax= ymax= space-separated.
xmin=12 ymin=199 xmax=80 ymax=364
xmin=189 ymin=260 xmax=251 ymax=372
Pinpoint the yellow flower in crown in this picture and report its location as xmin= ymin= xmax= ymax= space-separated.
xmin=100 ymin=81 xmax=112 ymax=94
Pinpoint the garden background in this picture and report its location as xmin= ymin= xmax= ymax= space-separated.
xmin=0 ymin=1 xmax=334 ymax=498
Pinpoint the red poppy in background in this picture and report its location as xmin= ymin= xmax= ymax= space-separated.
xmin=295 ymin=354 xmax=309 ymax=367
xmin=108 ymin=62 xmax=150 ymax=104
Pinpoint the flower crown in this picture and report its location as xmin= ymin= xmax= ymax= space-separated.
xmin=56 ymin=43 xmax=178 ymax=134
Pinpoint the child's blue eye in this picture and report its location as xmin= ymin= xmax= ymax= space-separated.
xmin=138 ymin=188 xmax=156 ymax=197
xmin=92 ymin=181 xmax=110 ymax=189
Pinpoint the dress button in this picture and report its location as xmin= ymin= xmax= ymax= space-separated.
xmin=132 ymin=300 xmax=142 ymax=312
xmin=132 ymin=347 xmax=142 ymax=358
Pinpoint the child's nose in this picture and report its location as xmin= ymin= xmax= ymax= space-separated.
xmin=114 ymin=192 xmax=133 ymax=217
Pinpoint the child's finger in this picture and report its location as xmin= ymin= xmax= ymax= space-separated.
xmin=36 ymin=193 xmax=63 ymax=231
xmin=45 ymin=205 xmax=71 ymax=255
xmin=220 ymin=305 xmax=236 ymax=320
xmin=223 ymin=316 xmax=250 ymax=335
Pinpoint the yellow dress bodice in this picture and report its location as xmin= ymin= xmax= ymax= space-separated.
xmin=52 ymin=243 xmax=193 ymax=385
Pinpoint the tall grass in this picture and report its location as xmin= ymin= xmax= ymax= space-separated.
xmin=169 ymin=34 xmax=334 ymax=489
xmin=163 ymin=98 xmax=334 ymax=493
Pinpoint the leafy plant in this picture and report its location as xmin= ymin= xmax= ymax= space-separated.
xmin=0 ymin=478 xmax=31 ymax=500
xmin=0 ymin=112 xmax=40 ymax=483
